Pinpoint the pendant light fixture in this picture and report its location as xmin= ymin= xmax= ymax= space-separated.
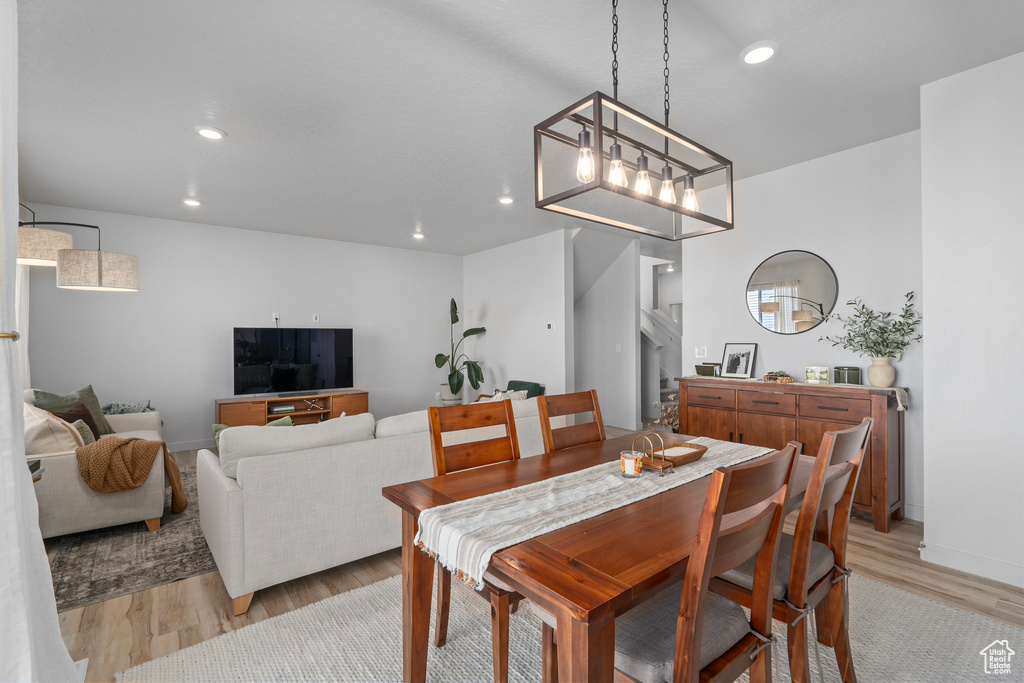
xmin=534 ymin=0 xmax=733 ymax=241
xmin=18 ymin=219 xmax=140 ymax=292
xmin=16 ymin=203 xmax=73 ymax=266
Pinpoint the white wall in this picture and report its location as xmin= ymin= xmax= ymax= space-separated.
xmin=575 ymin=240 xmax=640 ymax=430
xmin=462 ymin=230 xmax=572 ymax=400
xmin=27 ymin=204 xmax=462 ymax=451
xmin=681 ymin=131 xmax=925 ymax=520
xmin=920 ymin=52 xmax=1024 ymax=587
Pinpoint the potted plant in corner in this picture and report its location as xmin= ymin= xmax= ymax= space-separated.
xmin=434 ymin=298 xmax=486 ymax=405
xmin=819 ymin=291 xmax=922 ymax=387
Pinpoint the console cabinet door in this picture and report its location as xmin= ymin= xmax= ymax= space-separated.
xmin=686 ymin=406 xmax=736 ymax=442
xmin=797 ymin=418 xmax=872 ymax=507
xmin=736 ymin=411 xmax=796 ymax=450
xmin=218 ymin=401 xmax=265 ymax=427
xmin=331 ymin=393 xmax=369 ymax=419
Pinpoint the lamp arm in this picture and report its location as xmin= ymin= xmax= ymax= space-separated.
xmin=18 ymin=221 xmax=101 ymax=250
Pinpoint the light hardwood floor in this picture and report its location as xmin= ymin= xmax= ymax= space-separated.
xmin=57 ymin=439 xmax=1024 ymax=682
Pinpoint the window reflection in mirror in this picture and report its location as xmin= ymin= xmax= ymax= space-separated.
xmin=746 ymin=250 xmax=837 ymax=335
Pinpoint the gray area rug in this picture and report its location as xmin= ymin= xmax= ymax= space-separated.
xmin=50 ymin=464 xmax=217 ymax=612
xmin=117 ymin=573 xmax=1024 ymax=682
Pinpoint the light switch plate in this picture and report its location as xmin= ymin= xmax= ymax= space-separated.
xmin=695 ymin=346 xmax=708 ymax=359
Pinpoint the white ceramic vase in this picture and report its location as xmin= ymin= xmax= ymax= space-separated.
xmin=867 ymin=357 xmax=896 ymax=388
xmin=439 ymin=383 xmax=463 ymax=406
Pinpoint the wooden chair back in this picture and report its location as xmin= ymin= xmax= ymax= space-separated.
xmin=427 ymin=401 xmax=521 ymax=476
xmin=537 ymin=390 xmax=606 ymax=453
xmin=674 ymin=444 xmax=798 ymax=682
xmin=788 ymin=418 xmax=873 ymax=605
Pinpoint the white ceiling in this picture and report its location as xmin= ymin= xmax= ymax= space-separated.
xmin=17 ymin=0 xmax=1024 ymax=256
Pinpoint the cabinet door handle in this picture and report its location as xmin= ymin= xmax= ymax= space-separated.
xmin=818 ymin=405 xmax=849 ymax=412
xmin=729 ymin=432 xmax=734 ymax=441
xmin=752 ymin=400 xmax=779 ymax=405
xmin=698 ymin=395 xmax=721 ymax=400
xmin=738 ymin=433 xmax=743 ymax=443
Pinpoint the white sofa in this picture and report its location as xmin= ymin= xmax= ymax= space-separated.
xmin=32 ymin=411 xmax=166 ymax=538
xmin=197 ymin=398 xmax=547 ymax=614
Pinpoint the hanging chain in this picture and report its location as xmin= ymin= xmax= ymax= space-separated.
xmin=663 ymin=0 xmax=671 ymax=153
xmin=611 ymin=0 xmax=619 ymax=99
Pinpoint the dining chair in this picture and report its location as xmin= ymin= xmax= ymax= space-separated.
xmin=426 ymin=400 xmax=523 ymax=683
xmin=537 ymin=389 xmax=606 ymax=453
xmin=536 ymin=444 xmax=798 ymax=683
xmin=710 ymin=418 xmax=873 ymax=683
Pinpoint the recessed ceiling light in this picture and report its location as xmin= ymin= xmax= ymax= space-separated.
xmin=413 ymin=232 xmax=425 ymax=239
xmin=666 ymin=265 xmax=675 ymax=272
xmin=194 ymin=126 xmax=226 ymax=140
xmin=183 ymin=198 xmax=202 ymax=207
xmin=740 ymin=41 xmax=778 ymax=65
xmin=498 ymin=197 xmax=514 ymax=205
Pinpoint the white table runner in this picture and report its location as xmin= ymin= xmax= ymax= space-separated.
xmin=414 ymin=437 xmax=772 ymax=590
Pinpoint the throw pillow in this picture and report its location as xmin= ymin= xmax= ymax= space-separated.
xmin=49 ymin=403 xmax=99 ymax=441
xmin=212 ymin=415 xmax=293 ymax=446
xmin=33 ymin=385 xmax=114 ymax=436
xmin=479 ymin=389 xmax=529 ymax=402
xmin=23 ymin=402 xmax=82 ymax=455
xmin=70 ymin=419 xmax=97 ymax=445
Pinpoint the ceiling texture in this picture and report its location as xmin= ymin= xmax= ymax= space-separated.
xmin=17 ymin=0 xmax=1024 ymax=256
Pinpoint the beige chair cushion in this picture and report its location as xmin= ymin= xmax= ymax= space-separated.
xmin=718 ymin=532 xmax=836 ymax=601
xmin=24 ymin=402 xmax=82 ymax=455
xmin=218 ymin=412 xmax=375 ymax=479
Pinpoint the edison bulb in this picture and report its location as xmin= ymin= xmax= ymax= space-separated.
xmin=634 ymin=154 xmax=652 ymax=196
xmin=659 ymin=165 xmax=677 ymax=203
xmin=681 ymin=175 xmax=699 ymax=211
xmin=576 ymin=130 xmax=595 ymax=183
xmin=608 ymin=142 xmax=627 ymax=187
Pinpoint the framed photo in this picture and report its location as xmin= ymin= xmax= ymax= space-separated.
xmin=721 ymin=343 xmax=758 ymax=379
xmin=805 ymin=366 xmax=829 ymax=384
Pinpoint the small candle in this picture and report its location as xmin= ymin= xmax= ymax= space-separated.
xmin=620 ymin=451 xmax=643 ymax=478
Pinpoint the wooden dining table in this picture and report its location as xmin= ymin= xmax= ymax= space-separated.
xmin=381 ymin=431 xmax=817 ymax=683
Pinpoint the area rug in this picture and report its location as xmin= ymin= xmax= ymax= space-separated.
xmin=116 ymin=573 xmax=1024 ymax=682
xmin=50 ymin=464 xmax=217 ymax=612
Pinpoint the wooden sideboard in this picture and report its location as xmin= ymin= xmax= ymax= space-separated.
xmin=676 ymin=377 xmax=904 ymax=532
xmin=215 ymin=389 xmax=369 ymax=427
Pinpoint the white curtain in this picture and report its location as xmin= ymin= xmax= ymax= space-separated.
xmin=773 ymin=279 xmax=800 ymax=334
xmin=0 ymin=0 xmax=79 ymax=679
xmin=16 ymin=264 xmax=29 ymax=389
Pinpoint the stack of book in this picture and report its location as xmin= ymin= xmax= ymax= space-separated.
xmin=270 ymin=405 xmax=296 ymax=415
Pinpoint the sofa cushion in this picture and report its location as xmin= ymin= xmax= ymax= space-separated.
xmin=50 ymin=402 xmax=99 ymax=441
xmin=213 ymin=415 xmax=293 ymax=446
xmin=219 ymin=412 xmax=375 ymax=479
xmin=33 ymin=385 xmax=114 ymax=435
xmin=24 ymin=402 xmax=83 ymax=455
xmin=70 ymin=419 xmax=97 ymax=445
xmin=375 ymin=410 xmax=428 ymax=439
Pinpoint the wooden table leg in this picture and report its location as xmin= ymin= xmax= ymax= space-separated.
xmin=555 ymin=612 xmax=615 ymax=683
xmin=402 ymin=510 xmax=433 ymax=683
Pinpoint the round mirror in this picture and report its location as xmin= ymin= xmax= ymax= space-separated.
xmin=746 ymin=250 xmax=838 ymax=335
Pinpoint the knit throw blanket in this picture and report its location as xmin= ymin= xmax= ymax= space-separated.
xmin=414 ymin=437 xmax=772 ymax=590
xmin=76 ymin=437 xmax=188 ymax=514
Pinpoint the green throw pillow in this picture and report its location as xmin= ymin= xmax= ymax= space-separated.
xmin=213 ymin=416 xmax=293 ymax=446
xmin=34 ymin=385 xmax=114 ymax=436
xmin=71 ymin=419 xmax=97 ymax=445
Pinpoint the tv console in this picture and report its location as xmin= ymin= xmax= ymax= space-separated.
xmin=215 ymin=389 xmax=369 ymax=427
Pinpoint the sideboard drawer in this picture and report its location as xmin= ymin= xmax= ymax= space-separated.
xmin=738 ymin=390 xmax=797 ymax=416
xmin=687 ymin=387 xmax=735 ymax=408
xmin=798 ymin=395 xmax=870 ymax=422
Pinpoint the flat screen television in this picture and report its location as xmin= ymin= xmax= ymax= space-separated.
xmin=233 ymin=327 xmax=353 ymax=395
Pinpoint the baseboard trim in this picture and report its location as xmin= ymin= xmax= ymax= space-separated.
xmin=904 ymin=502 xmax=924 ymax=522
xmin=920 ymin=541 xmax=1024 ymax=588
xmin=167 ymin=438 xmax=216 ymax=453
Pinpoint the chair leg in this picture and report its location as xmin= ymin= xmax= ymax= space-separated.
xmin=144 ymin=517 xmax=160 ymax=532
xmin=491 ymin=591 xmax=510 ymax=683
xmin=433 ymin=564 xmax=451 ymax=648
xmin=827 ymin=583 xmax=857 ymax=683
xmin=541 ymin=622 xmax=559 ymax=683
xmin=787 ymin=608 xmax=811 ymax=683
xmin=748 ymin=637 xmax=772 ymax=683
xmin=814 ymin=599 xmax=836 ymax=647
xmin=232 ymin=592 xmax=254 ymax=616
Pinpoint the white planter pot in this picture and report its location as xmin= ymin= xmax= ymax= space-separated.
xmin=867 ymin=357 xmax=896 ymax=388
xmin=439 ymin=383 xmax=463 ymax=406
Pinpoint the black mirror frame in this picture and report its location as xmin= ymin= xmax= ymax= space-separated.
xmin=745 ymin=249 xmax=838 ymax=336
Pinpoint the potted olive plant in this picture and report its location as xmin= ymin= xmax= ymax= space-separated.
xmin=819 ymin=291 xmax=922 ymax=387
xmin=434 ymin=298 xmax=486 ymax=405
